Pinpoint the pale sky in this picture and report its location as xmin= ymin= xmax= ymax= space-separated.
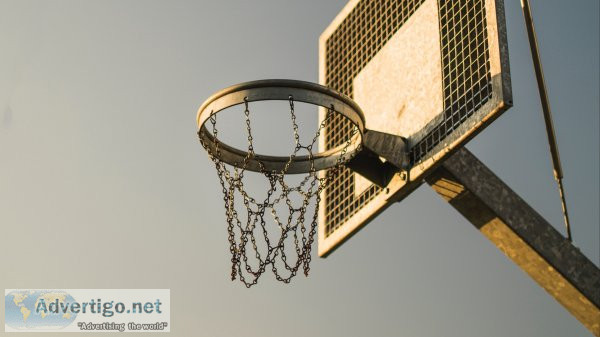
xmin=1 ymin=1 xmax=598 ymax=336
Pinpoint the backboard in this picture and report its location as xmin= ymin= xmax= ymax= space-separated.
xmin=318 ymin=0 xmax=512 ymax=256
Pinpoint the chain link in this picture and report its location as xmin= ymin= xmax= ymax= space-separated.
xmin=198 ymin=97 xmax=357 ymax=287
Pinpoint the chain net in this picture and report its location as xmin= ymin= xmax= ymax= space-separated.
xmin=198 ymin=96 xmax=358 ymax=287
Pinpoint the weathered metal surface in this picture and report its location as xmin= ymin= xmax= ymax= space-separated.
xmin=318 ymin=0 xmax=513 ymax=256
xmin=345 ymin=147 xmax=397 ymax=188
xmin=362 ymin=130 xmax=409 ymax=170
xmin=197 ymin=79 xmax=365 ymax=174
xmin=427 ymin=148 xmax=600 ymax=335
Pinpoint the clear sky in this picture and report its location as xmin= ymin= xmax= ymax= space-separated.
xmin=1 ymin=0 xmax=598 ymax=336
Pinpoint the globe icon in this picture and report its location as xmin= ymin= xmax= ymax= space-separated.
xmin=5 ymin=290 xmax=78 ymax=330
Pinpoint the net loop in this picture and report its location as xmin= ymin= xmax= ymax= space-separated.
xmin=199 ymin=97 xmax=358 ymax=287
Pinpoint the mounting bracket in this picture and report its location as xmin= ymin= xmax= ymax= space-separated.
xmin=345 ymin=129 xmax=409 ymax=187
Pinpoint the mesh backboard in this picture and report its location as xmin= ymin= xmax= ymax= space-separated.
xmin=318 ymin=0 xmax=511 ymax=256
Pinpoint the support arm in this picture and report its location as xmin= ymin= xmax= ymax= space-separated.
xmin=426 ymin=148 xmax=599 ymax=335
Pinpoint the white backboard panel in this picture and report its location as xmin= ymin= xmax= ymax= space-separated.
xmin=318 ymin=0 xmax=511 ymax=256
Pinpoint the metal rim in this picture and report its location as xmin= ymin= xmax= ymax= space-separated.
xmin=197 ymin=79 xmax=365 ymax=173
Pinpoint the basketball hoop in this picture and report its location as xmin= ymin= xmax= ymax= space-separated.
xmin=197 ymin=79 xmax=364 ymax=287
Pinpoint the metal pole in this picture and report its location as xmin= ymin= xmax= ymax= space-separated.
xmin=427 ymin=148 xmax=600 ymax=335
xmin=520 ymin=0 xmax=572 ymax=241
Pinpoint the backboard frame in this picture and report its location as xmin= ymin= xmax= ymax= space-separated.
xmin=318 ymin=0 xmax=512 ymax=256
